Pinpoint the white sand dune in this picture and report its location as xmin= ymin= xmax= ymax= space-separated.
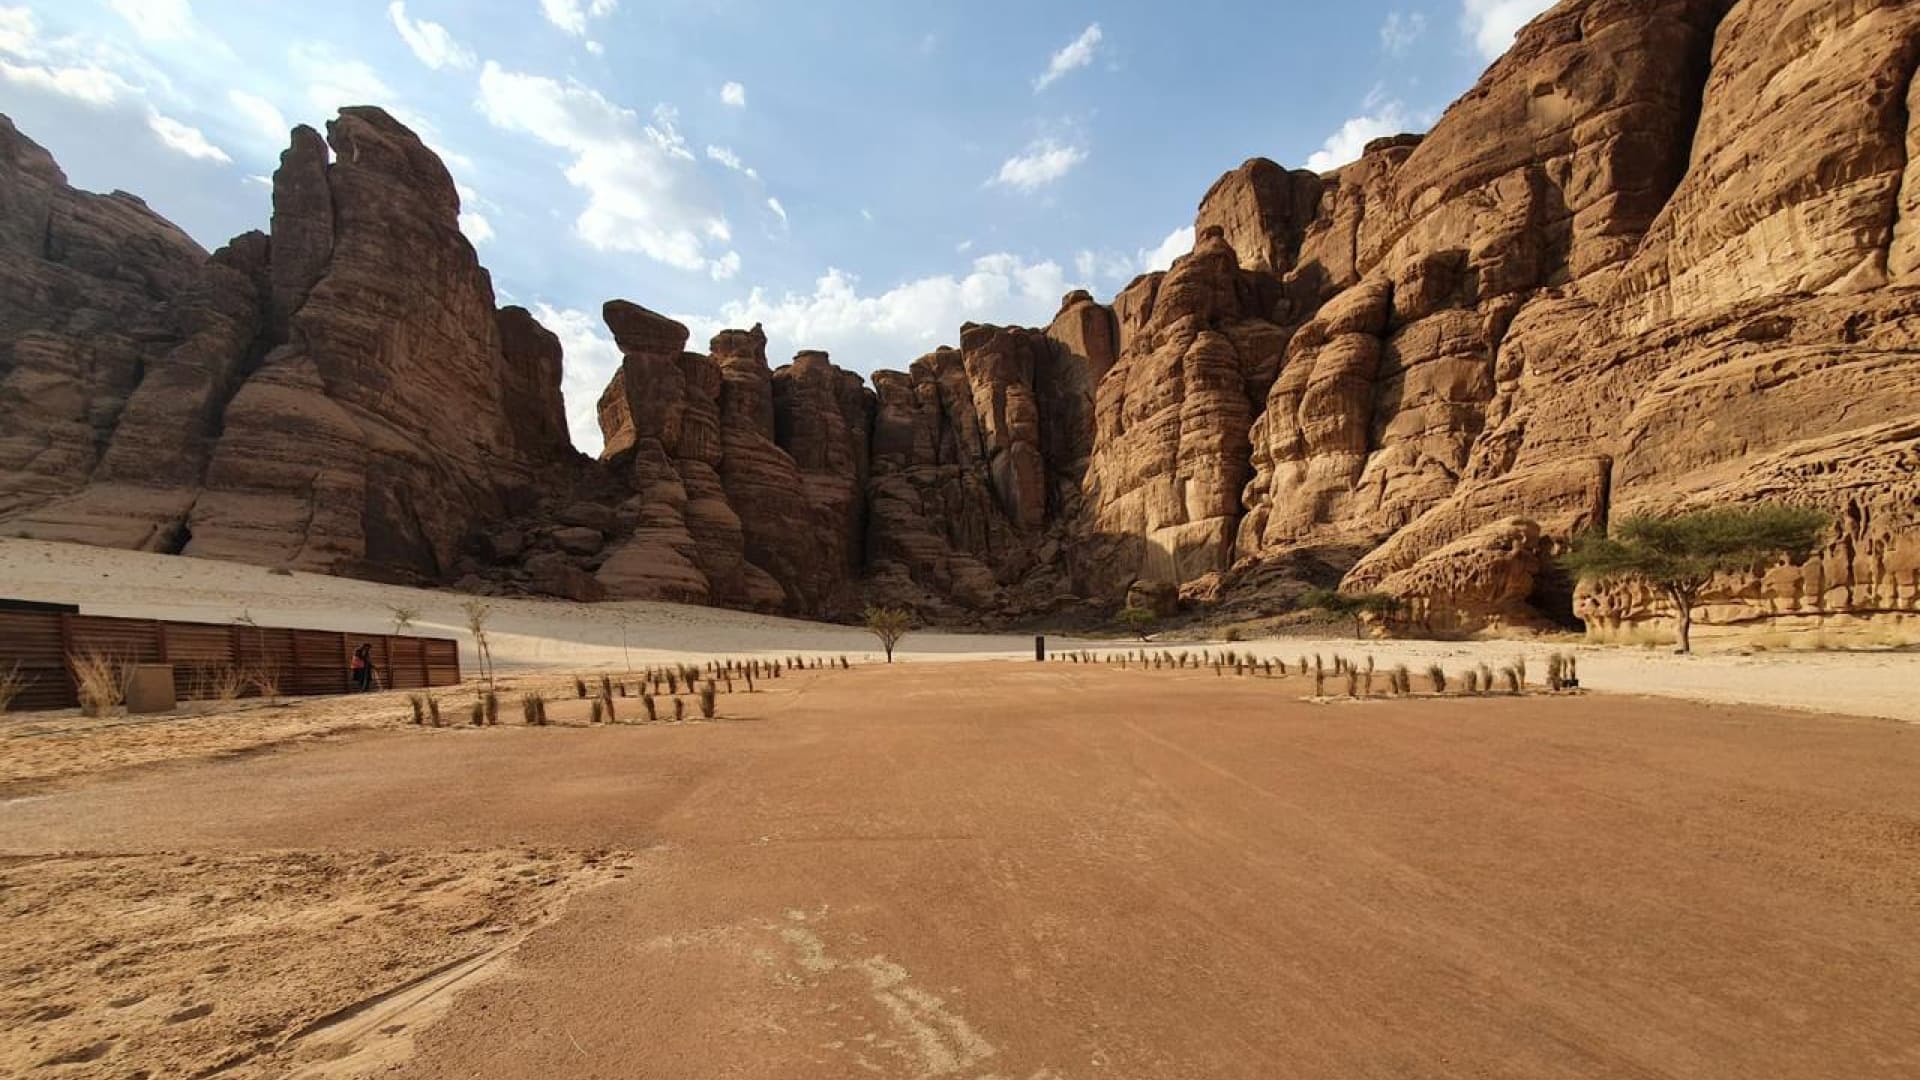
xmin=3 ymin=538 xmax=1915 ymax=723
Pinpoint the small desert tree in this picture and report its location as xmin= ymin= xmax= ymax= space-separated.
xmin=1299 ymin=588 xmax=1403 ymax=640
xmin=1118 ymin=606 xmax=1157 ymax=641
xmin=1560 ymin=504 xmax=1828 ymax=655
xmin=864 ymin=605 xmax=912 ymax=664
xmin=460 ymin=599 xmax=496 ymax=687
xmin=388 ymin=604 xmax=420 ymax=636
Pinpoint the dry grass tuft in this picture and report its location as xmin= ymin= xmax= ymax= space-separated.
xmin=1546 ymin=653 xmax=1565 ymax=691
xmin=470 ymin=700 xmax=486 ymax=726
xmin=1344 ymin=668 xmax=1359 ymax=697
xmin=426 ymin=695 xmax=442 ymax=727
xmin=700 ymin=682 xmax=716 ymax=719
xmin=642 ymin=693 xmax=657 ymax=722
xmin=1502 ymin=666 xmax=1521 ymax=694
xmin=484 ymin=691 xmax=499 ymax=726
xmin=1512 ymin=656 xmax=1528 ymax=690
xmin=185 ymin=664 xmax=246 ymax=702
xmin=1426 ymin=664 xmax=1446 ymax=694
xmin=573 ymin=676 xmax=587 ymax=698
xmin=1392 ymin=664 xmax=1411 ymax=695
xmin=1464 ymin=670 xmax=1480 ymax=695
xmin=0 ymin=662 xmax=28 ymax=713
xmin=673 ymin=697 xmax=685 ymax=722
xmin=589 ymin=698 xmax=604 ymax=724
xmin=68 ymin=650 xmax=129 ymax=718
xmin=408 ymin=694 xmax=426 ymax=725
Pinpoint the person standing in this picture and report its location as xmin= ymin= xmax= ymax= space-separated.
xmin=350 ymin=643 xmax=374 ymax=692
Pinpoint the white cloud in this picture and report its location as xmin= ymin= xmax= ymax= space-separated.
xmin=709 ymin=250 xmax=741 ymax=280
xmin=460 ymin=211 xmax=495 ymax=243
xmin=541 ymin=0 xmax=617 ymax=37
xmin=585 ymin=40 xmax=604 ymax=55
xmin=0 ymin=6 xmax=35 ymax=54
xmin=1305 ymin=97 xmax=1412 ymax=171
xmin=477 ymin=61 xmax=736 ymax=278
xmin=860 ymin=208 xmax=873 ymax=222
xmin=705 ymin=144 xmax=756 ymax=177
xmin=146 ymin=108 xmax=230 ymax=163
xmin=0 ymin=12 xmax=138 ymax=105
xmin=109 ymin=0 xmax=194 ymax=42
xmin=244 ymin=174 xmax=271 ymax=187
xmin=674 ymin=253 xmax=1072 ymax=374
xmin=1462 ymin=0 xmax=1555 ymax=60
xmin=990 ymin=138 xmax=1086 ymax=192
xmin=1034 ymin=23 xmax=1101 ymax=92
xmin=767 ymin=196 xmax=788 ymax=225
xmin=292 ymin=43 xmax=394 ymax=113
xmin=1074 ymin=247 xmax=1141 ymax=284
xmin=0 ymin=59 xmax=129 ymax=105
xmin=956 ymin=239 xmax=974 ymax=254
xmin=719 ymin=80 xmax=746 ymax=107
xmin=532 ymin=302 xmax=624 ymax=454
xmin=1380 ymin=11 xmax=1428 ymax=56
xmin=1139 ymin=226 xmax=1194 ymax=273
xmin=227 ymin=90 xmax=288 ymax=151
xmin=388 ymin=1 xmax=475 ymax=70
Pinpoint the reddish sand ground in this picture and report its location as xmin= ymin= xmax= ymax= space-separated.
xmin=3 ymin=662 xmax=1917 ymax=1078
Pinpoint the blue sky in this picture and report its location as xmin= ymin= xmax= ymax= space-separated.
xmin=0 ymin=0 xmax=1555 ymax=452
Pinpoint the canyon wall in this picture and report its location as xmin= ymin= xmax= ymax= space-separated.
xmin=0 ymin=108 xmax=572 ymax=582
xmin=1 ymin=0 xmax=1915 ymax=639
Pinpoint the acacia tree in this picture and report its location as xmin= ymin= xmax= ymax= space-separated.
xmin=863 ymin=606 xmax=912 ymax=664
xmin=1118 ymin=606 xmax=1157 ymax=641
xmin=1560 ymin=504 xmax=1828 ymax=655
xmin=1300 ymin=588 xmax=1403 ymax=640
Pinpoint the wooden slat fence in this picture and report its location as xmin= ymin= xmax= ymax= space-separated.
xmin=0 ymin=610 xmax=460 ymax=711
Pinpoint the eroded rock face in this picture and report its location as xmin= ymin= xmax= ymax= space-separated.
xmin=0 ymin=115 xmax=207 ymax=525
xmin=1082 ymin=226 xmax=1287 ymax=594
xmin=0 ymin=109 xmax=571 ymax=581
xmin=593 ymin=309 xmax=874 ymax=613
xmin=2 ymin=0 xmax=1915 ymax=636
xmin=1229 ymin=0 xmax=1920 ymax=639
xmin=863 ymin=318 xmax=1095 ymax=617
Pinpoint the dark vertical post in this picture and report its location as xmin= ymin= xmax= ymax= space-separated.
xmin=1035 ymin=635 xmax=1045 ymax=662
xmin=57 ymin=612 xmax=77 ymax=708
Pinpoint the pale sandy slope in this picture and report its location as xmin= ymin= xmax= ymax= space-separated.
xmin=3 ymin=539 xmax=1915 ymax=722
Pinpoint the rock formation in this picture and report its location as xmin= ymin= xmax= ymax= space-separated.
xmin=0 ymin=108 xmax=572 ymax=580
xmin=1222 ymin=0 xmax=1920 ymax=640
xmin=1 ymin=0 xmax=1915 ymax=641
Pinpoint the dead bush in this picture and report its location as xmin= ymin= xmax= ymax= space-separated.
xmin=0 ymin=662 xmax=29 ymax=712
xmin=67 ymin=650 xmax=129 ymax=718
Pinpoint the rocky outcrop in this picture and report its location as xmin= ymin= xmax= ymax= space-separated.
xmin=1220 ymin=0 xmax=1920 ymax=642
xmin=0 ymin=115 xmax=208 ymax=523
xmin=863 ymin=315 xmax=1097 ymax=617
xmin=592 ymin=307 xmax=874 ymax=613
xmin=0 ymin=109 xmax=570 ymax=581
xmin=2 ymin=0 xmax=1915 ymax=639
xmin=1081 ymin=226 xmax=1288 ymax=594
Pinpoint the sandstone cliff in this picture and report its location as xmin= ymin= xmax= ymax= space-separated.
xmin=1 ymin=0 xmax=1915 ymax=641
xmin=1210 ymin=0 xmax=1919 ymax=641
xmin=0 ymin=109 xmax=572 ymax=581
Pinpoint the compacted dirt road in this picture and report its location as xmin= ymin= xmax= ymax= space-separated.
xmin=4 ymin=662 xmax=1917 ymax=1078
